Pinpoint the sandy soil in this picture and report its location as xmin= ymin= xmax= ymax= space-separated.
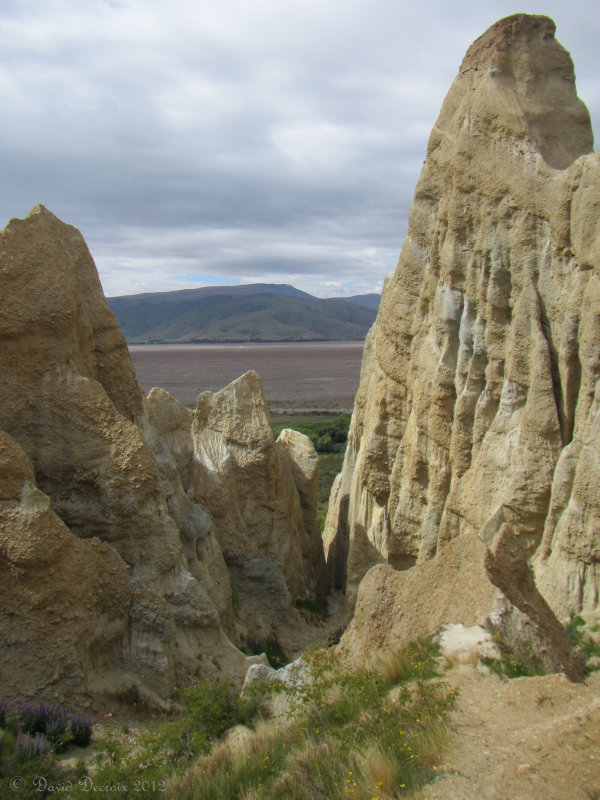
xmin=128 ymin=342 xmax=364 ymax=409
xmin=417 ymin=667 xmax=600 ymax=800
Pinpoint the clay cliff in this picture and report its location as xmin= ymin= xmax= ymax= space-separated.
xmin=149 ymin=374 xmax=328 ymax=638
xmin=325 ymin=15 xmax=599 ymax=665
xmin=0 ymin=206 xmax=324 ymax=706
xmin=0 ymin=431 xmax=134 ymax=706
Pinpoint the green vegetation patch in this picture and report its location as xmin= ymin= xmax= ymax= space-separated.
xmin=0 ymin=637 xmax=457 ymax=799
xmin=295 ymin=596 xmax=329 ymax=620
xmin=272 ymin=412 xmax=350 ymax=530
xmin=566 ymin=613 xmax=600 ymax=673
xmin=168 ymin=639 xmax=457 ymax=799
xmin=241 ymin=631 xmax=289 ymax=669
xmin=272 ymin=412 xmax=351 ymax=454
xmin=378 ymin=634 xmax=441 ymax=684
xmin=480 ymin=632 xmax=545 ymax=679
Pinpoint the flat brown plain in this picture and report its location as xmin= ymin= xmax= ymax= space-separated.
xmin=129 ymin=341 xmax=365 ymax=410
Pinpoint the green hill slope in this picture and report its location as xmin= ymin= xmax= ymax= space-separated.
xmin=107 ymin=284 xmax=380 ymax=342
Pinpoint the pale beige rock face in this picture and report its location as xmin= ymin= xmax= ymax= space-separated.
xmin=325 ymin=14 xmax=600 ymax=625
xmin=0 ymin=206 xmax=249 ymax=701
xmin=187 ymin=371 xmax=328 ymax=625
xmin=0 ymin=431 xmax=134 ymax=705
xmin=339 ymin=528 xmax=582 ymax=680
xmin=146 ymin=386 xmax=237 ymax=638
xmin=276 ymin=428 xmax=330 ymax=598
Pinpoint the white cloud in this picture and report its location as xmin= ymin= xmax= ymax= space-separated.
xmin=1 ymin=0 xmax=598 ymax=297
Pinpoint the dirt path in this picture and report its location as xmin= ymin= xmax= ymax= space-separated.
xmin=417 ymin=667 xmax=600 ymax=800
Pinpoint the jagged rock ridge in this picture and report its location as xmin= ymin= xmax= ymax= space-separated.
xmin=0 ymin=206 xmax=326 ymax=707
xmin=149 ymin=374 xmax=328 ymax=642
xmin=325 ymin=14 xmax=599 ymax=664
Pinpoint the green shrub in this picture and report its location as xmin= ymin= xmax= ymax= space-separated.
xmin=566 ymin=613 xmax=600 ymax=672
xmin=18 ymin=701 xmax=73 ymax=752
xmin=379 ymin=634 xmax=441 ymax=684
xmin=480 ymin=637 xmax=545 ymax=679
xmin=296 ymin=596 xmax=328 ymax=620
xmin=242 ymin=632 xmax=289 ymax=668
xmin=272 ymin=413 xmax=351 ymax=454
xmin=165 ymin=639 xmax=457 ymax=800
xmin=0 ymin=727 xmax=63 ymax=800
xmin=70 ymin=714 xmax=93 ymax=747
xmin=15 ymin=731 xmax=51 ymax=760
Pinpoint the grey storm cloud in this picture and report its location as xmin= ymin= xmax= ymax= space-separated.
xmin=1 ymin=0 xmax=598 ymax=297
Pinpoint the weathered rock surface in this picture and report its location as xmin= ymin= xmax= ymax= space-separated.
xmin=0 ymin=431 xmax=132 ymax=706
xmin=339 ymin=528 xmax=583 ymax=679
xmin=0 ymin=206 xmax=248 ymax=704
xmin=324 ymin=15 xmax=600 ymax=637
xmin=149 ymin=372 xmax=328 ymax=633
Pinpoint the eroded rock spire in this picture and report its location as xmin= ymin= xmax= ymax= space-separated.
xmin=325 ymin=14 xmax=599 ymax=662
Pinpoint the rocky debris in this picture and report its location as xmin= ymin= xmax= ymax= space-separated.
xmin=150 ymin=372 xmax=328 ymax=635
xmin=324 ymin=14 xmax=600 ymax=643
xmin=0 ymin=206 xmax=250 ymax=705
xmin=243 ymin=657 xmax=309 ymax=690
xmin=438 ymin=624 xmax=500 ymax=667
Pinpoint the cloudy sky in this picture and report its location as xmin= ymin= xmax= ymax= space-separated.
xmin=1 ymin=0 xmax=598 ymax=298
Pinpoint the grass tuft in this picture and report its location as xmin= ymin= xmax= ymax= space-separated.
xmin=379 ymin=635 xmax=441 ymax=685
xmin=0 ymin=637 xmax=457 ymax=799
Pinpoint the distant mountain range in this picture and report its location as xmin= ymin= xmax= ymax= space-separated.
xmin=107 ymin=284 xmax=381 ymax=343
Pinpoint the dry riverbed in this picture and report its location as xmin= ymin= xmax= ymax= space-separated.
xmin=128 ymin=341 xmax=364 ymax=410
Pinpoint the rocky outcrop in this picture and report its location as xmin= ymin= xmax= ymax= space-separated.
xmin=339 ymin=526 xmax=582 ymax=679
xmin=325 ymin=14 xmax=600 ymax=655
xmin=0 ymin=206 xmax=248 ymax=704
xmin=149 ymin=372 xmax=328 ymax=633
xmin=0 ymin=431 xmax=133 ymax=706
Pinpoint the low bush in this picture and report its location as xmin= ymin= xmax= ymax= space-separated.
xmin=174 ymin=679 xmax=262 ymax=742
xmin=272 ymin=413 xmax=351 ymax=454
xmin=0 ymin=727 xmax=63 ymax=800
xmin=70 ymin=713 xmax=93 ymax=748
xmin=296 ymin=596 xmax=328 ymax=620
xmin=15 ymin=731 xmax=51 ymax=760
xmin=17 ymin=701 xmax=94 ymax=753
xmin=168 ymin=640 xmax=457 ymax=800
xmin=566 ymin=613 xmax=600 ymax=673
xmin=480 ymin=634 xmax=545 ymax=679
xmin=379 ymin=634 xmax=441 ymax=684
xmin=242 ymin=631 xmax=289 ymax=669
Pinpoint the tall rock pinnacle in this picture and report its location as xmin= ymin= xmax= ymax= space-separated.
xmin=324 ymin=14 xmax=600 ymax=638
